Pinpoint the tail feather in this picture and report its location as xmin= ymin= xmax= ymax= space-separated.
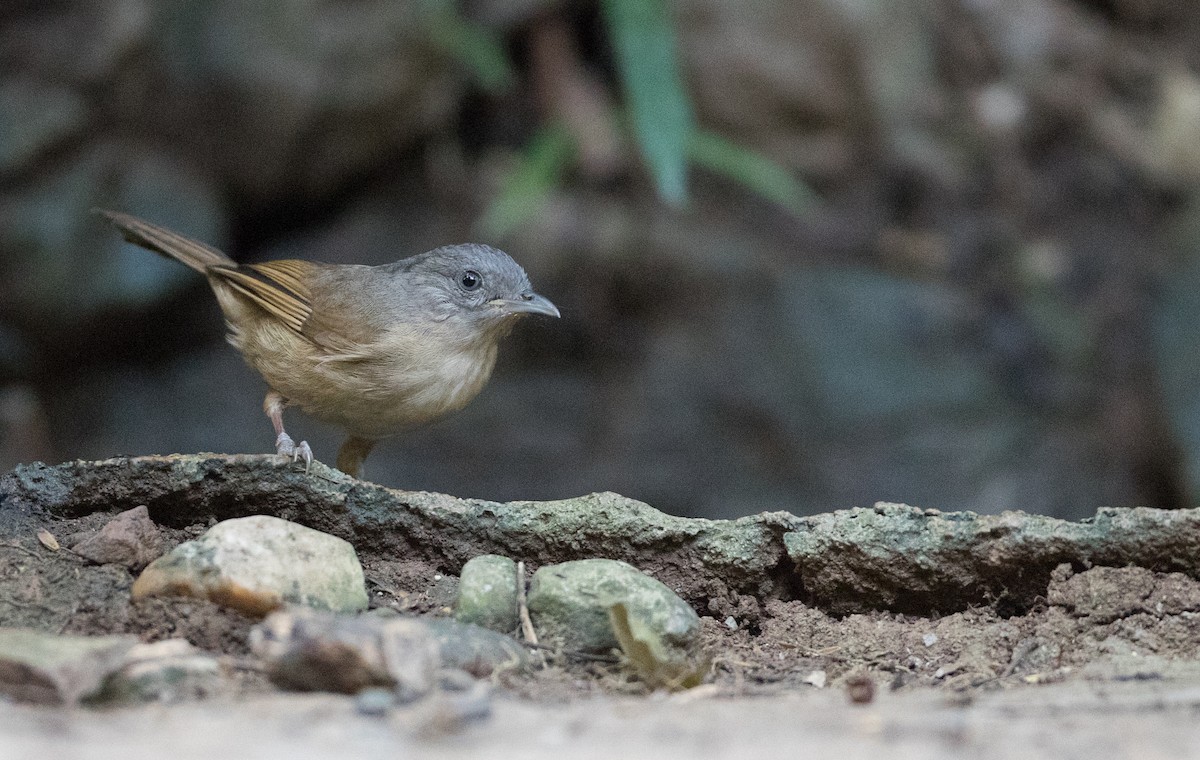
xmin=95 ymin=209 xmax=234 ymax=273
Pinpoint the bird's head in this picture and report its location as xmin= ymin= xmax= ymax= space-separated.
xmin=405 ymin=243 xmax=559 ymax=336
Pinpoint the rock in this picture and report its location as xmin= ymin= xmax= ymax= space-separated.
xmin=1047 ymin=565 xmax=1200 ymax=624
xmin=0 ymin=628 xmax=137 ymax=705
xmin=526 ymin=559 xmax=701 ymax=657
xmin=250 ymin=609 xmax=439 ymax=700
xmin=355 ymin=686 xmax=397 ymax=716
xmin=352 ymin=686 xmax=396 ymax=715
xmin=1 ymin=457 xmax=798 ymax=614
xmin=424 ymin=618 xmax=529 ymax=676
xmin=72 ymin=505 xmax=163 ymax=569
xmin=132 ymin=515 xmax=368 ymax=616
xmin=454 ymin=554 xmax=518 ymax=633
xmin=608 ymin=601 xmax=709 ymax=690
xmin=95 ymin=639 xmax=226 ymax=704
xmin=22 ymin=455 xmax=1200 ymax=617
xmin=781 ymin=502 xmax=1200 ymax=615
xmin=409 ymin=681 xmax=493 ymax=734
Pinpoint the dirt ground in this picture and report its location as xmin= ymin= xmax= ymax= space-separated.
xmin=8 ymin=681 xmax=1200 ymax=760
xmin=6 ymin=467 xmax=1200 ymax=755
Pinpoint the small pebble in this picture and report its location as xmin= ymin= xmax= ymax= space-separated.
xmin=724 ymin=616 xmax=738 ymax=630
xmin=845 ymin=674 xmax=876 ymax=705
xmin=450 ymin=682 xmax=492 ymax=722
xmin=454 ymin=555 xmax=519 ymax=633
xmin=412 ymin=683 xmax=492 ymax=737
xmin=438 ymin=669 xmax=478 ymax=692
xmin=526 ymin=558 xmax=700 ymax=657
xmin=73 ymin=505 xmax=163 ymax=569
xmin=133 ymin=515 xmax=367 ymax=615
xmin=922 ymin=633 xmax=938 ymax=647
xmin=355 ymin=687 xmax=396 ymax=716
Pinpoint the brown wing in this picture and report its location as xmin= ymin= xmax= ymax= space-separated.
xmin=213 ymin=260 xmax=382 ymax=361
xmin=209 ymin=260 xmax=315 ymax=334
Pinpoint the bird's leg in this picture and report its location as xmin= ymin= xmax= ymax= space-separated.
xmin=335 ymin=435 xmax=376 ymax=479
xmin=264 ymin=390 xmax=313 ymax=472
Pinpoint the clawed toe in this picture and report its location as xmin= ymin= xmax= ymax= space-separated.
xmin=276 ymin=433 xmax=314 ymax=473
xmin=294 ymin=440 xmax=313 ymax=473
xmin=275 ymin=432 xmax=296 ymax=457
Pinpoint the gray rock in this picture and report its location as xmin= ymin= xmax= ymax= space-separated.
xmin=251 ymin=609 xmax=439 ymax=701
xmin=0 ymin=628 xmax=137 ymax=705
xmin=454 ymin=554 xmax=518 ymax=633
xmin=95 ymin=639 xmax=226 ymax=704
xmin=408 ymin=681 xmax=493 ymax=732
xmin=72 ymin=505 xmax=163 ymax=569
xmin=527 ymin=559 xmax=701 ymax=656
xmin=132 ymin=515 xmax=368 ymax=616
xmin=355 ymin=686 xmax=397 ymax=716
xmin=424 ymin=618 xmax=529 ymax=676
xmin=24 ymin=455 xmax=1200 ymax=617
xmin=1 ymin=457 xmax=797 ymax=614
xmin=782 ymin=502 xmax=1200 ymax=615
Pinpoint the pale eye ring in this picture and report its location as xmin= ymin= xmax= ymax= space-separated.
xmin=460 ymin=270 xmax=483 ymax=291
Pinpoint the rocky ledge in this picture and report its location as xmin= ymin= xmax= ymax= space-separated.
xmin=3 ymin=454 xmax=1199 ymax=616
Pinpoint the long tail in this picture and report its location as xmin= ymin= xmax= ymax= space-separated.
xmin=95 ymin=209 xmax=234 ymax=273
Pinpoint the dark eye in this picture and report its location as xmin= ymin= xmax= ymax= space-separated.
xmin=460 ymin=270 xmax=482 ymax=291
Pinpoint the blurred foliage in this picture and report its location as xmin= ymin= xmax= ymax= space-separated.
xmin=609 ymin=602 xmax=708 ymax=691
xmin=688 ymin=130 xmax=819 ymax=215
xmin=421 ymin=0 xmax=515 ymax=93
xmin=472 ymin=0 xmax=816 ymax=239
xmin=477 ymin=123 xmax=575 ymax=239
xmin=601 ymin=0 xmax=694 ymax=206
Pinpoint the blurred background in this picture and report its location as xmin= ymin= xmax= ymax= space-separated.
xmin=3 ymin=0 xmax=1200 ymax=520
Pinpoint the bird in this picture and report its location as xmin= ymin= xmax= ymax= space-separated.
xmin=96 ymin=210 xmax=559 ymax=479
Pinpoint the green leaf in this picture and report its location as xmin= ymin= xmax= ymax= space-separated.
xmin=688 ymin=130 xmax=819 ymax=215
xmin=423 ymin=1 xmax=515 ymax=94
xmin=477 ymin=123 xmax=575 ymax=240
xmin=601 ymin=0 xmax=694 ymax=206
xmin=609 ymin=602 xmax=708 ymax=691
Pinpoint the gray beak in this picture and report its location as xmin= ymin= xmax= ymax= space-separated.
xmin=491 ymin=292 xmax=561 ymax=318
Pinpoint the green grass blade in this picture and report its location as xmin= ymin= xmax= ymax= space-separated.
xmin=423 ymin=2 xmax=515 ymax=94
xmin=689 ymin=130 xmax=819 ymax=215
xmin=477 ymin=123 xmax=575 ymax=240
xmin=601 ymin=0 xmax=694 ymax=206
